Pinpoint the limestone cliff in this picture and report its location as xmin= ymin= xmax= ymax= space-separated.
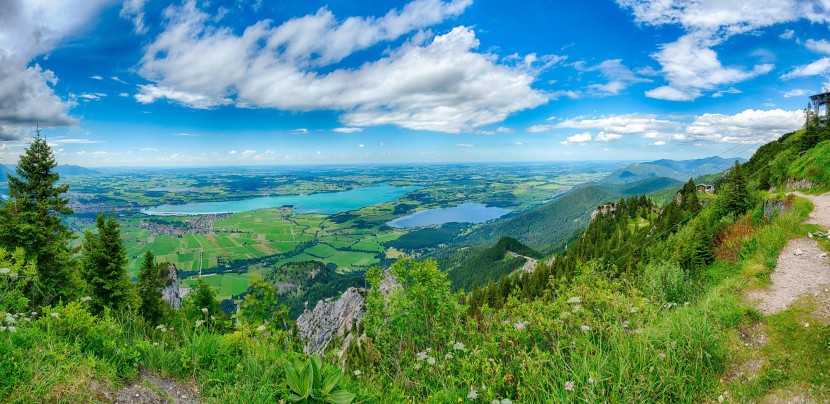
xmin=296 ymin=270 xmax=400 ymax=354
xmin=161 ymin=263 xmax=182 ymax=309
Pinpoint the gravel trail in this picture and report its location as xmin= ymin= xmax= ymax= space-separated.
xmin=748 ymin=192 xmax=830 ymax=315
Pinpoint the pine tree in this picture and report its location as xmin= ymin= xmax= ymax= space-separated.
xmin=0 ymin=132 xmax=80 ymax=305
xmin=137 ymin=251 xmax=166 ymax=324
xmin=722 ymin=161 xmax=750 ymax=217
xmin=82 ymin=213 xmax=134 ymax=313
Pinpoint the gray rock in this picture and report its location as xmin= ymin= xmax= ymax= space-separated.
xmin=161 ymin=263 xmax=182 ymax=309
xmin=296 ymin=270 xmax=400 ymax=354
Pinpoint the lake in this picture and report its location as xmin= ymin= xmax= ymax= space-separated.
xmin=387 ymin=203 xmax=511 ymax=228
xmin=141 ymin=184 xmax=416 ymax=216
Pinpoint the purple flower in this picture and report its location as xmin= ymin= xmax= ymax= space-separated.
xmin=565 ymin=381 xmax=574 ymax=391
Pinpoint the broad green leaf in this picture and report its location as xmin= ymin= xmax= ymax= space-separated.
xmin=325 ymin=389 xmax=356 ymax=404
xmin=320 ymin=369 xmax=341 ymax=395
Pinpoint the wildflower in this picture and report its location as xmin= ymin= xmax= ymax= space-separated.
xmin=256 ymin=325 xmax=266 ymax=332
xmin=80 ymin=296 xmax=92 ymax=302
xmin=0 ymin=267 xmax=9 ymax=275
xmin=414 ymin=363 xmax=421 ymax=370
xmin=513 ymin=321 xmax=529 ymax=330
xmin=565 ymin=381 xmax=574 ymax=391
xmin=567 ymin=296 xmax=582 ymax=304
xmin=658 ymin=352 xmax=666 ymax=359
xmin=23 ymin=317 xmax=30 ymax=322
xmin=169 ymin=326 xmax=175 ymax=331
xmin=445 ymin=353 xmax=454 ymax=360
xmin=155 ymin=324 xmax=165 ymax=330
xmin=264 ymin=332 xmax=270 ymax=338
xmin=457 ymin=398 xmax=462 ymax=403
xmin=0 ymin=326 xmax=5 ymax=332
xmin=353 ymin=370 xmax=361 ymax=376
xmin=467 ymin=389 xmax=478 ymax=399
xmin=201 ymin=307 xmax=209 ymax=314
xmin=588 ymin=377 xmax=595 ymax=385
xmin=153 ymin=342 xmax=159 ymax=346
xmin=416 ymin=351 xmax=428 ymax=361
xmin=580 ymin=325 xmax=590 ymax=332
xmin=621 ymin=321 xmax=630 ymax=328
xmin=50 ymin=312 xmax=59 ymax=318
xmin=211 ymin=316 xmax=216 ymax=321
xmin=195 ymin=320 xmax=204 ymax=328
xmin=4 ymin=313 xmax=14 ymax=324
xmin=452 ymin=341 xmax=466 ymax=351
xmin=629 ymin=306 xmax=638 ymax=313
xmin=7 ymin=326 xmax=15 ymax=333
xmin=31 ymin=312 xmax=37 ymax=316
xmin=426 ymin=357 xmax=436 ymax=365
xmin=488 ymin=358 xmax=495 ymax=363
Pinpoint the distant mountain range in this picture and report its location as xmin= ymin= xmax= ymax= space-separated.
xmin=600 ymin=156 xmax=743 ymax=184
xmin=0 ymin=164 xmax=101 ymax=180
xmin=457 ymin=156 xmax=738 ymax=254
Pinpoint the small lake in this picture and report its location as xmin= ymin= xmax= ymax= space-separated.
xmin=142 ymin=184 xmax=415 ymax=216
xmin=387 ymin=203 xmax=511 ymax=228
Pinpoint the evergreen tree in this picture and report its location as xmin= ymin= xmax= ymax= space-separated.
xmin=0 ymin=132 xmax=79 ymax=305
xmin=185 ymin=278 xmax=220 ymax=319
xmin=721 ymin=162 xmax=750 ymax=217
xmin=137 ymin=251 xmax=166 ymax=324
xmin=82 ymin=213 xmax=134 ymax=313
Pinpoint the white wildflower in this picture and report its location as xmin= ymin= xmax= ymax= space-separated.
xmin=0 ymin=267 xmax=10 ymax=275
xmin=452 ymin=341 xmax=466 ymax=351
xmin=629 ymin=306 xmax=638 ymax=313
xmin=80 ymin=296 xmax=92 ymax=302
xmin=580 ymin=325 xmax=591 ymax=332
xmin=31 ymin=312 xmax=37 ymax=316
xmin=201 ymin=307 xmax=209 ymax=314
xmin=195 ymin=320 xmax=204 ymax=328
xmin=513 ymin=320 xmax=529 ymax=330
xmin=4 ymin=313 xmax=14 ymax=324
xmin=444 ymin=353 xmax=454 ymax=360
xmin=567 ymin=296 xmax=582 ymax=304
xmin=153 ymin=342 xmax=159 ymax=346
xmin=0 ymin=326 xmax=5 ymax=332
xmin=588 ymin=377 xmax=596 ymax=385
xmin=50 ymin=312 xmax=59 ymax=318
xmin=6 ymin=326 xmax=15 ymax=333
xmin=23 ymin=317 xmax=30 ymax=322
xmin=416 ymin=351 xmax=428 ymax=361
xmin=256 ymin=325 xmax=266 ymax=332
xmin=353 ymin=370 xmax=361 ymax=376
xmin=426 ymin=357 xmax=436 ymax=365
xmin=467 ymin=389 xmax=478 ymax=399
xmin=414 ymin=363 xmax=421 ymax=370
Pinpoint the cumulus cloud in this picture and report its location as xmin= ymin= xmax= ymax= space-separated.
xmin=0 ymin=0 xmax=111 ymax=138
xmin=529 ymin=109 xmax=803 ymax=145
xmin=685 ymin=109 xmax=804 ymax=143
xmin=136 ymin=0 xmax=548 ymax=133
xmin=615 ymin=0 xmax=830 ymax=100
xmin=560 ymin=133 xmax=592 ymax=144
xmin=806 ymin=38 xmax=830 ymax=54
xmin=578 ymin=59 xmax=651 ymax=96
xmin=651 ymin=140 xmax=666 ymax=145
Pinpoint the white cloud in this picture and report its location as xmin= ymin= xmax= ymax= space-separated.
xmin=644 ymin=34 xmax=773 ymax=101
xmin=651 ymin=140 xmax=666 ymax=146
xmin=358 ymin=144 xmax=365 ymax=148
xmin=90 ymin=75 xmax=104 ymax=80
xmin=711 ymin=87 xmax=742 ymax=98
xmin=139 ymin=147 xmax=159 ymax=152
xmin=136 ymin=1 xmax=548 ymax=133
xmin=172 ymin=132 xmax=199 ymax=137
xmin=120 ymin=0 xmax=148 ymax=34
xmin=228 ymin=150 xmax=237 ymax=155
xmin=578 ymin=59 xmax=651 ymax=96
xmin=241 ymin=149 xmax=256 ymax=158
xmin=685 ymin=109 xmax=804 ymax=143
xmin=333 ymin=127 xmax=363 ymax=133
xmin=781 ymin=57 xmax=830 ymax=79
xmin=514 ymin=141 xmax=523 ymax=145
xmin=0 ymin=0 xmax=111 ymax=137
xmin=594 ymin=132 xmax=623 ymax=142
xmin=780 ymin=29 xmax=795 ymax=39
xmin=560 ymin=132 xmax=592 ymax=144
xmin=783 ymin=88 xmax=811 ymax=98
xmin=119 ymin=92 xmax=129 ymax=97
xmin=79 ymin=92 xmax=107 ymax=101
xmin=614 ymin=1 xmax=830 ymax=100
xmin=111 ymin=76 xmax=128 ymax=84
xmin=806 ymin=38 xmax=830 ymax=54
xmin=290 ymin=128 xmax=309 ymax=135
xmin=136 ymin=84 xmax=232 ymax=109
xmin=456 ymin=143 xmax=474 ymax=147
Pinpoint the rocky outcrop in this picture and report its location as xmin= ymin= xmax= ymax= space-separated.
xmin=296 ymin=270 xmax=400 ymax=354
xmin=785 ymin=178 xmax=814 ymax=190
xmin=590 ymin=203 xmax=616 ymax=221
xmin=161 ymin=263 xmax=182 ymax=309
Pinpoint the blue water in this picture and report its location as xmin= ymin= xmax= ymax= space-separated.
xmin=142 ymin=184 xmax=416 ymax=216
xmin=388 ymin=203 xmax=511 ymax=228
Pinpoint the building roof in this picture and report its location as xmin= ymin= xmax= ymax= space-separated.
xmin=810 ymin=91 xmax=830 ymax=101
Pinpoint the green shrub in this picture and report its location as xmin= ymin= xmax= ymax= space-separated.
xmin=642 ymin=261 xmax=688 ymax=304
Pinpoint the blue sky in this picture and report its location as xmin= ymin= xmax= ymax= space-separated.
xmin=1 ymin=0 xmax=828 ymax=166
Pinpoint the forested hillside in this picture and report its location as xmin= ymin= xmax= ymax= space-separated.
xmin=1 ymin=123 xmax=829 ymax=402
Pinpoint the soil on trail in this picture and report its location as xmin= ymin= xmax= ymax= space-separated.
xmin=748 ymin=192 xmax=830 ymax=315
xmin=113 ymin=368 xmax=200 ymax=404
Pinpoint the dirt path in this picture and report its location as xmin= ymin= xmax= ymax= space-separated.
xmin=747 ymin=192 xmax=830 ymax=315
xmin=113 ymin=368 xmax=200 ymax=404
xmin=507 ymin=251 xmax=538 ymax=274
